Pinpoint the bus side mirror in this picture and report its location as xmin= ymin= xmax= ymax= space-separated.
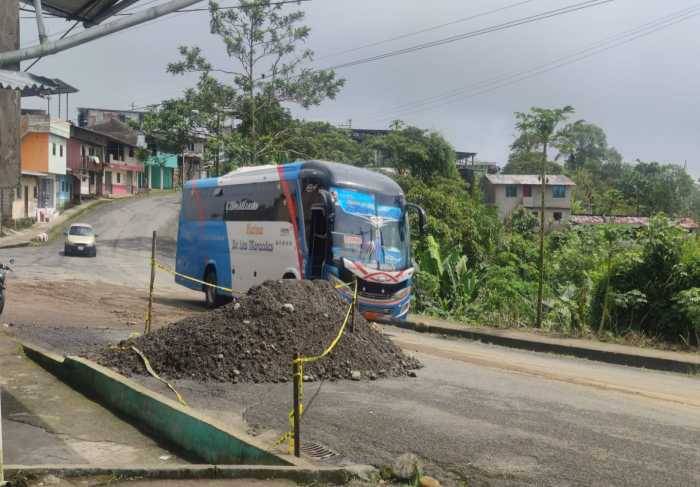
xmin=406 ymin=203 xmax=427 ymax=235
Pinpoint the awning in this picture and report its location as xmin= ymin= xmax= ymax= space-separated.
xmin=21 ymin=170 xmax=50 ymax=177
xmin=0 ymin=69 xmax=79 ymax=97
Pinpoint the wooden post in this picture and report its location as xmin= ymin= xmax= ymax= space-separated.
xmin=351 ymin=278 xmax=357 ymax=333
xmin=0 ymin=0 xmax=21 ymax=223
xmin=292 ymin=353 xmax=301 ymax=458
xmin=145 ymin=230 xmax=157 ymax=334
xmin=0 ymin=385 xmax=6 ymax=486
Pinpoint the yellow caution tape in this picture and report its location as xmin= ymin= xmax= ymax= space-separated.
xmin=131 ymin=346 xmax=188 ymax=407
xmin=271 ymin=280 xmax=359 ymax=453
xmin=295 ymin=279 xmax=358 ymax=365
xmin=152 ymin=259 xmax=242 ymax=295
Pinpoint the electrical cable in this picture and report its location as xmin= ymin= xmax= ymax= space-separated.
xmin=322 ymin=0 xmax=615 ymax=72
xmin=24 ymin=21 xmax=81 ymax=72
xmin=370 ymin=4 xmax=700 ymax=122
xmin=315 ymin=0 xmax=541 ymax=61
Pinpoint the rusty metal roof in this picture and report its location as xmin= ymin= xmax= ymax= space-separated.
xmin=0 ymin=69 xmax=78 ymax=97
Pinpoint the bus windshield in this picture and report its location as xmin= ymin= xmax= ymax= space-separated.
xmin=330 ymin=187 xmax=409 ymax=270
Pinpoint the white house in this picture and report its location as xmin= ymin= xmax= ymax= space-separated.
xmin=483 ymin=174 xmax=576 ymax=226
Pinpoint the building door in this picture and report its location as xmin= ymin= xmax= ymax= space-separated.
xmin=38 ymin=178 xmax=54 ymax=208
xmin=105 ymin=171 xmax=113 ymax=194
xmin=127 ymin=170 xmax=133 ymax=193
xmin=23 ymin=185 xmax=29 ymax=218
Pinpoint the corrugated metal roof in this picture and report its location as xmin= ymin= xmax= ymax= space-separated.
xmin=0 ymin=69 xmax=78 ymax=97
xmin=485 ymin=174 xmax=576 ymax=186
xmin=20 ymin=0 xmax=129 ymax=24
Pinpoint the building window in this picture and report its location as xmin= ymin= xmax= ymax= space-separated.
xmin=34 ymin=186 xmax=38 ymax=198
xmin=52 ymin=143 xmax=56 ymax=156
xmin=523 ymin=185 xmax=532 ymax=197
xmin=81 ymin=145 xmax=86 ymax=157
xmin=61 ymin=179 xmax=65 ymax=192
xmin=129 ymin=147 xmax=135 ymax=158
xmin=532 ymin=210 xmax=539 ymax=218
xmin=89 ymin=146 xmax=95 ymax=156
xmin=117 ymin=173 xmax=121 ymax=184
xmin=60 ymin=145 xmax=63 ymax=157
xmin=505 ymin=185 xmax=518 ymax=198
xmin=552 ymin=185 xmax=566 ymax=198
xmin=90 ymin=173 xmax=95 ymax=185
xmin=553 ymin=211 xmax=563 ymax=221
xmin=16 ymin=187 xmax=21 ymax=199
xmin=187 ymin=143 xmax=195 ymax=151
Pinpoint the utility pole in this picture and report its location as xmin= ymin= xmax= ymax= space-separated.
xmin=0 ymin=0 xmax=21 ymax=231
xmin=535 ymin=140 xmax=547 ymax=328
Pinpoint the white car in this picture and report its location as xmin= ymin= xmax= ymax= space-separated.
xmin=64 ymin=223 xmax=98 ymax=257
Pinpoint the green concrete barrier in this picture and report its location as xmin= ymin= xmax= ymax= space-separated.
xmin=21 ymin=343 xmax=291 ymax=467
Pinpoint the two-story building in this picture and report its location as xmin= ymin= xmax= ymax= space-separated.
xmin=90 ymin=119 xmax=145 ymax=196
xmin=483 ymin=174 xmax=576 ymax=226
xmin=16 ymin=114 xmax=71 ymax=221
xmin=67 ymin=125 xmax=107 ymax=200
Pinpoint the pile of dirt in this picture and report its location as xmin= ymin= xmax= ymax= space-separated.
xmin=90 ymin=279 xmax=421 ymax=383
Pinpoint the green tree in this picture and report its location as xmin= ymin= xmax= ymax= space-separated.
xmin=372 ymin=125 xmax=457 ymax=180
xmin=168 ymin=0 xmax=345 ymax=165
xmin=556 ymin=120 xmax=619 ymax=173
xmin=512 ymin=105 xmax=575 ymax=327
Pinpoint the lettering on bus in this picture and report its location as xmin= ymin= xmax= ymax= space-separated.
xmin=231 ymin=239 xmax=274 ymax=252
xmin=226 ymin=199 xmax=259 ymax=211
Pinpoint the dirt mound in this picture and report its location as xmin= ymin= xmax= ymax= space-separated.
xmin=90 ymin=279 xmax=421 ymax=383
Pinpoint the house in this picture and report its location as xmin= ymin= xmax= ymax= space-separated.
xmin=89 ymin=119 xmax=145 ymax=196
xmin=11 ymin=114 xmax=72 ymax=222
xmin=78 ymin=107 xmax=145 ymax=129
xmin=182 ymin=138 xmax=207 ymax=183
xmin=483 ymin=174 xmax=576 ymax=225
xmin=456 ymin=152 xmax=499 ymax=190
xmin=67 ymin=125 xmax=108 ymax=200
xmin=144 ymin=152 xmax=178 ymax=190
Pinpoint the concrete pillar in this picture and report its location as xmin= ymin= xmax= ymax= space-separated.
xmin=0 ymin=0 xmax=21 ymax=216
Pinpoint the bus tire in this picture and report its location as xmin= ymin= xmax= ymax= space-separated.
xmin=204 ymin=269 xmax=220 ymax=308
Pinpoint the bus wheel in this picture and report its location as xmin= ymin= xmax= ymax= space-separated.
xmin=204 ymin=269 xmax=219 ymax=308
xmin=282 ymin=272 xmax=296 ymax=279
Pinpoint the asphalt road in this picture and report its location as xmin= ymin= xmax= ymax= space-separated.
xmin=0 ymin=192 xmax=187 ymax=291
xmin=1 ymin=193 xmax=699 ymax=487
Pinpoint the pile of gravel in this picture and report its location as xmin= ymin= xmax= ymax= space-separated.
xmin=90 ymin=279 xmax=421 ymax=383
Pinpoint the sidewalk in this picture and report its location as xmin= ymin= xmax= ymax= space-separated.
xmin=378 ymin=314 xmax=700 ymax=374
xmin=0 ymin=199 xmax=109 ymax=249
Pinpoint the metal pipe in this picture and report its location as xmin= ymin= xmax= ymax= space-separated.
xmin=0 ymin=0 xmax=202 ymax=65
xmin=32 ymin=0 xmax=49 ymax=44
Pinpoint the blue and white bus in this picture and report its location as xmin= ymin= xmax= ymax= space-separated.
xmin=175 ymin=160 xmax=426 ymax=319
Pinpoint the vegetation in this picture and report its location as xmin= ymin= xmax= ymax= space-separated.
xmin=138 ymin=0 xmax=700 ymax=349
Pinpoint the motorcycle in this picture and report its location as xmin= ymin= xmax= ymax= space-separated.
xmin=0 ymin=257 xmax=14 ymax=317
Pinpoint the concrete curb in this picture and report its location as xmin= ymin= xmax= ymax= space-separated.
xmin=20 ymin=342 xmax=294 ymax=467
xmin=0 ymin=241 xmax=31 ymax=250
xmin=378 ymin=317 xmax=700 ymax=374
xmin=4 ymin=465 xmax=367 ymax=484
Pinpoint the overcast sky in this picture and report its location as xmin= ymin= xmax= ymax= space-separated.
xmin=19 ymin=0 xmax=700 ymax=176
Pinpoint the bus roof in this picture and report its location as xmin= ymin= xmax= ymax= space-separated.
xmin=184 ymin=160 xmax=404 ymax=197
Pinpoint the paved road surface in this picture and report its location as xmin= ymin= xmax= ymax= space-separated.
xmin=0 ymin=193 xmax=188 ymax=291
xmin=2 ymin=193 xmax=699 ymax=486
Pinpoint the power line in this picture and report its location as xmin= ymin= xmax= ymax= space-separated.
xmin=323 ymin=0 xmax=616 ymax=72
xmin=371 ymin=4 xmax=700 ymax=123
xmin=24 ymin=22 xmax=81 ymax=72
xmin=316 ymin=0 xmax=541 ymax=61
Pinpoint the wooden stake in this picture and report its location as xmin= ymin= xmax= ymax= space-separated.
xmin=145 ymin=230 xmax=157 ymax=334
xmin=292 ymin=353 xmax=301 ymax=458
